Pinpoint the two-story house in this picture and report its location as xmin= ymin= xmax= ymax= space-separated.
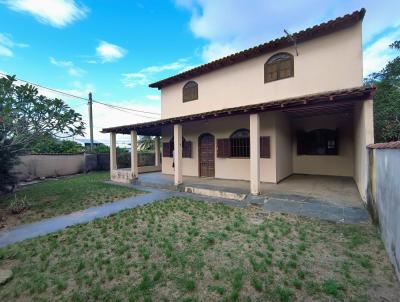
xmin=103 ymin=8 xmax=374 ymax=201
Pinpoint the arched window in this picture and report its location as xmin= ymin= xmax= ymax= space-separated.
xmin=182 ymin=81 xmax=198 ymax=102
xmin=264 ymin=52 xmax=294 ymax=83
xmin=230 ymin=129 xmax=250 ymax=158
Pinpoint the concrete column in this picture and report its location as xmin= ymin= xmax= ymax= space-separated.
xmin=174 ymin=124 xmax=183 ymax=185
xmin=131 ymin=130 xmax=138 ymax=178
xmin=110 ymin=132 xmax=117 ymax=172
xmin=154 ymin=136 xmax=160 ymax=167
xmin=250 ymin=113 xmax=260 ymax=195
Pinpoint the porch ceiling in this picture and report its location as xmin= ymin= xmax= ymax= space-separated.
xmin=101 ymin=86 xmax=375 ymax=135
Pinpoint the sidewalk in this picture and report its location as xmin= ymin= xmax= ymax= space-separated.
xmin=0 ymin=183 xmax=370 ymax=248
xmin=0 ymin=187 xmax=172 ymax=248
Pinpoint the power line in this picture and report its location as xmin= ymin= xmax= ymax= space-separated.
xmin=0 ymin=72 xmax=161 ymax=117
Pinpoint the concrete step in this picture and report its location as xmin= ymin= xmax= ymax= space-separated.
xmin=184 ymin=185 xmax=247 ymax=201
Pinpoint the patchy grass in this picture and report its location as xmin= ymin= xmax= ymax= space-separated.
xmin=0 ymin=197 xmax=398 ymax=301
xmin=0 ymin=172 xmax=142 ymax=228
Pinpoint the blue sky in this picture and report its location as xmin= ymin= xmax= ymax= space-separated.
xmin=0 ymin=0 xmax=399 ymax=143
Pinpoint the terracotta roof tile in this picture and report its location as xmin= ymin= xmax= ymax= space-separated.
xmin=368 ymin=141 xmax=400 ymax=149
xmin=149 ymin=8 xmax=366 ymax=89
xmin=102 ymin=85 xmax=375 ymax=135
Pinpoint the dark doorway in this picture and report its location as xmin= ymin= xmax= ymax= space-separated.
xmin=198 ymin=133 xmax=215 ymax=177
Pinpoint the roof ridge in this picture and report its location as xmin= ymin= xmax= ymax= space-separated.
xmin=149 ymin=8 xmax=365 ymax=89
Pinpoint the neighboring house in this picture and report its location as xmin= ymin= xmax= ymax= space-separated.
xmin=102 ymin=8 xmax=374 ymax=201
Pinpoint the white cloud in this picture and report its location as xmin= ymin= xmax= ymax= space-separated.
xmin=2 ymin=0 xmax=89 ymax=28
xmin=122 ymin=59 xmax=190 ymax=88
xmin=202 ymin=42 xmax=239 ymax=62
xmin=0 ymin=45 xmax=13 ymax=57
xmin=175 ymin=0 xmax=400 ymax=63
xmin=0 ymin=33 xmax=28 ymax=57
xmin=364 ymin=28 xmax=400 ymax=76
xmin=96 ymin=41 xmax=126 ymax=63
xmin=145 ymin=94 xmax=161 ymax=101
xmin=49 ymin=56 xmax=85 ymax=77
xmin=122 ymin=73 xmax=149 ymax=88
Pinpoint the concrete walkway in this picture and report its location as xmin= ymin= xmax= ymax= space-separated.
xmin=0 ymin=188 xmax=172 ymax=248
xmin=0 ymin=183 xmax=370 ymax=248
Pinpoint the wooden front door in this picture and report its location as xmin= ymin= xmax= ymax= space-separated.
xmin=199 ymin=133 xmax=215 ymax=177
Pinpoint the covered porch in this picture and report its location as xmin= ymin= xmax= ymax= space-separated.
xmin=102 ymin=86 xmax=374 ymax=201
xmin=136 ymin=172 xmax=363 ymax=207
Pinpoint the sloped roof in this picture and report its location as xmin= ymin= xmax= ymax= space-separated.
xmin=102 ymin=85 xmax=375 ymax=135
xmin=149 ymin=8 xmax=366 ymax=89
xmin=368 ymin=141 xmax=400 ymax=149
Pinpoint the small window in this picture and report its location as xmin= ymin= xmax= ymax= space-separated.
xmin=297 ymin=129 xmax=338 ymax=155
xmin=230 ymin=129 xmax=250 ymax=158
xmin=183 ymin=81 xmax=198 ymax=102
xmin=264 ymin=52 xmax=294 ymax=83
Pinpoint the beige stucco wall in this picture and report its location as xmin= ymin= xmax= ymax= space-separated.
xmin=353 ymin=99 xmax=374 ymax=201
xmin=292 ymin=113 xmax=355 ymax=177
xmin=275 ymin=113 xmax=293 ymax=182
xmin=161 ymin=108 xmax=370 ymax=184
xmin=14 ymin=154 xmax=85 ymax=181
xmin=162 ymin=113 xmax=278 ymax=183
xmin=161 ymin=23 xmax=363 ymax=119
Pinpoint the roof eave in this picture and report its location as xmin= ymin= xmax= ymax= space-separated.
xmin=102 ymin=85 xmax=375 ymax=135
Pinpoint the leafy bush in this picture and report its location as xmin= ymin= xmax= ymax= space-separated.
xmin=0 ymin=136 xmax=19 ymax=193
xmin=92 ymin=143 xmax=128 ymax=154
xmin=8 ymin=195 xmax=30 ymax=214
xmin=31 ymin=136 xmax=84 ymax=154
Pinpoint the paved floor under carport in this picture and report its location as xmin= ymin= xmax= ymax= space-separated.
xmin=136 ymin=172 xmax=369 ymax=223
xmin=136 ymin=172 xmax=364 ymax=207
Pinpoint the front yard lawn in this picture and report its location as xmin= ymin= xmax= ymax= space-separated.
xmin=0 ymin=172 xmax=142 ymax=228
xmin=0 ymin=197 xmax=398 ymax=301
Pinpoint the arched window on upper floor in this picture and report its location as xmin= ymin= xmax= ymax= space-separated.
xmin=264 ymin=52 xmax=294 ymax=83
xmin=182 ymin=81 xmax=198 ymax=102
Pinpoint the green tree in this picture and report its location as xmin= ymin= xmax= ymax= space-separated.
xmin=92 ymin=143 xmax=128 ymax=154
xmin=366 ymin=41 xmax=400 ymax=142
xmin=30 ymin=135 xmax=84 ymax=153
xmin=0 ymin=75 xmax=85 ymax=192
xmin=138 ymin=136 xmax=155 ymax=151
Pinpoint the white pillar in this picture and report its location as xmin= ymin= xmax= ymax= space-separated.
xmin=110 ymin=132 xmax=117 ymax=173
xmin=174 ymin=124 xmax=183 ymax=185
xmin=155 ymin=136 xmax=160 ymax=167
xmin=131 ymin=130 xmax=138 ymax=178
xmin=250 ymin=113 xmax=260 ymax=195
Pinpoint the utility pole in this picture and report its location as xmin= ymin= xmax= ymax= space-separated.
xmin=88 ymin=92 xmax=94 ymax=151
